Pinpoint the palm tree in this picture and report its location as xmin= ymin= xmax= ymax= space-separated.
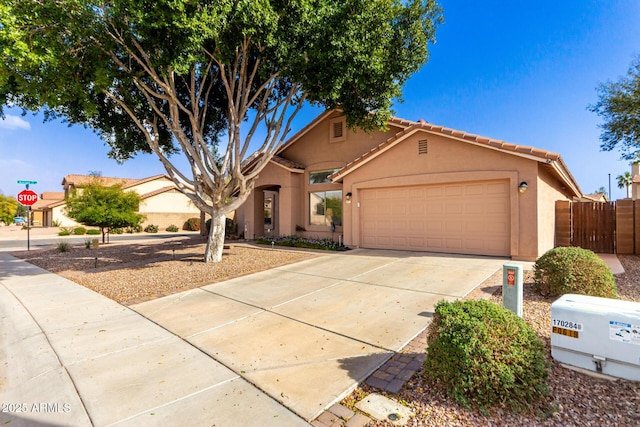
xmin=617 ymin=171 xmax=633 ymax=198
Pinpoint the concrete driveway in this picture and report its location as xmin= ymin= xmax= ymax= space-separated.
xmin=131 ymin=248 xmax=508 ymax=421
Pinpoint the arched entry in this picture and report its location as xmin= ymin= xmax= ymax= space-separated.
xmin=254 ymin=185 xmax=280 ymax=238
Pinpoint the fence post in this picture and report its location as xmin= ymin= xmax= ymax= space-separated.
xmin=555 ymin=200 xmax=571 ymax=247
xmin=617 ymin=199 xmax=634 ymax=254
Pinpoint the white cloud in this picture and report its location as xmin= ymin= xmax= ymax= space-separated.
xmin=0 ymin=115 xmax=31 ymax=131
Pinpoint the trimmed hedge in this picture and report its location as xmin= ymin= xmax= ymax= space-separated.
xmin=533 ymin=247 xmax=616 ymax=298
xmin=424 ymin=299 xmax=549 ymax=413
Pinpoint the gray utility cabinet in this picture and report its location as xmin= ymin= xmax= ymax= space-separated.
xmin=551 ymin=294 xmax=640 ymax=381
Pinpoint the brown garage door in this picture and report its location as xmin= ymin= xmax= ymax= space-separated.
xmin=360 ymin=180 xmax=510 ymax=256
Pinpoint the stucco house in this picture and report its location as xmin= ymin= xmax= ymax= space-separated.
xmin=236 ymin=110 xmax=582 ymax=260
xmin=31 ymin=174 xmax=200 ymax=229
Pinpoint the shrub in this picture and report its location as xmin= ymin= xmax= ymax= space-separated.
xmin=533 ymin=247 xmax=616 ymax=298
xmin=84 ymin=238 xmax=92 ymax=249
xmin=256 ymin=235 xmax=343 ymax=251
xmin=52 ymin=219 xmax=62 ymax=227
xmin=58 ymin=227 xmax=72 ymax=236
xmin=110 ymin=227 xmax=124 ymax=234
xmin=125 ymin=224 xmax=142 ymax=233
xmin=424 ymin=299 xmax=549 ymax=413
xmin=86 ymin=229 xmax=101 ymax=235
xmin=72 ymin=226 xmax=87 ymax=235
xmin=56 ymin=241 xmax=70 ymax=252
xmin=166 ymin=224 xmax=179 ymax=232
xmin=184 ymin=217 xmax=200 ymax=231
xmin=144 ymin=224 xmax=159 ymax=233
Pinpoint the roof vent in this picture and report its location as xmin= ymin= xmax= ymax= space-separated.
xmin=418 ymin=140 xmax=428 ymax=155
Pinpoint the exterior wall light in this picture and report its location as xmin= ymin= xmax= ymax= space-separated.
xmin=518 ymin=182 xmax=528 ymax=193
xmin=345 ymin=192 xmax=352 ymax=203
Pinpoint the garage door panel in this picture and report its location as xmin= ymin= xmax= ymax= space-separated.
xmin=361 ymin=180 xmax=510 ymax=256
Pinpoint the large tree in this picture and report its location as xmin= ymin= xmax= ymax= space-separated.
xmin=65 ymin=183 xmax=144 ymax=243
xmin=0 ymin=0 xmax=442 ymax=262
xmin=590 ymin=57 xmax=640 ymax=161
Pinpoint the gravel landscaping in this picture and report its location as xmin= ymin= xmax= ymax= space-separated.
xmin=11 ymin=235 xmax=314 ymax=305
xmin=10 ymin=237 xmax=640 ymax=426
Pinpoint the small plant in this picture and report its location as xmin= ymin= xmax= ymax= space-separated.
xmin=184 ymin=217 xmax=200 ymax=231
xmin=424 ymin=299 xmax=549 ymax=413
xmin=84 ymin=238 xmax=92 ymax=249
xmin=144 ymin=224 xmax=159 ymax=233
xmin=56 ymin=241 xmax=70 ymax=252
xmin=86 ymin=229 xmax=101 ymax=235
xmin=166 ymin=224 xmax=179 ymax=232
xmin=533 ymin=247 xmax=617 ymax=298
xmin=58 ymin=227 xmax=72 ymax=236
xmin=111 ymin=227 xmax=124 ymax=234
xmin=256 ymin=235 xmax=345 ymax=251
xmin=51 ymin=219 xmax=62 ymax=227
xmin=73 ymin=226 xmax=87 ymax=235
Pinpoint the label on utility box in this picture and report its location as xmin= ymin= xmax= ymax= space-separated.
xmin=609 ymin=321 xmax=640 ymax=345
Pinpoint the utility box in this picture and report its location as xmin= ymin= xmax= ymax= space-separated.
xmin=551 ymin=294 xmax=640 ymax=381
xmin=502 ymin=263 xmax=523 ymax=317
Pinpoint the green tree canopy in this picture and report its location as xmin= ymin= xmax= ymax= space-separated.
xmin=590 ymin=57 xmax=640 ymax=161
xmin=0 ymin=0 xmax=442 ymax=262
xmin=617 ymin=171 xmax=633 ymax=198
xmin=0 ymin=194 xmax=19 ymax=225
xmin=65 ymin=183 xmax=144 ymax=242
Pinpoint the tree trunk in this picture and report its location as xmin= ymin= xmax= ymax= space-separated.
xmin=200 ymin=209 xmax=207 ymax=237
xmin=204 ymin=211 xmax=226 ymax=263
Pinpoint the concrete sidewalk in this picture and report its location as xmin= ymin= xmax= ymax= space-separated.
xmin=0 ymin=253 xmax=309 ymax=427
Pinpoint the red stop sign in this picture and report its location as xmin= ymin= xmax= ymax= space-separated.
xmin=17 ymin=189 xmax=38 ymax=206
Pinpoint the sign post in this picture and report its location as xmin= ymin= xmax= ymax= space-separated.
xmin=503 ymin=263 xmax=523 ymax=317
xmin=16 ymin=183 xmax=38 ymax=251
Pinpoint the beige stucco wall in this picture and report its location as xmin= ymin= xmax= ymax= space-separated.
xmin=128 ymin=177 xmax=174 ymax=195
xmin=339 ymin=131 xmax=541 ymax=259
xmin=138 ymin=190 xmax=199 ymax=214
xmin=51 ymin=204 xmax=81 ymax=227
xmin=536 ymin=164 xmax=573 ymax=256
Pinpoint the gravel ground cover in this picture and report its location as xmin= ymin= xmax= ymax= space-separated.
xmin=10 ymin=239 xmax=640 ymax=425
xmin=11 ymin=236 xmax=314 ymax=305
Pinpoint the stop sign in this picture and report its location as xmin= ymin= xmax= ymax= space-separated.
xmin=17 ymin=189 xmax=38 ymax=206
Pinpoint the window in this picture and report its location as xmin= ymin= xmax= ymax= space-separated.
xmin=329 ymin=117 xmax=347 ymax=143
xmin=309 ymin=191 xmax=342 ymax=227
xmin=309 ymin=169 xmax=340 ymax=184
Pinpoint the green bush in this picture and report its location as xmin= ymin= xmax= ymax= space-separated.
xmin=184 ymin=217 xmax=200 ymax=231
xmin=166 ymin=224 xmax=179 ymax=232
xmin=86 ymin=229 xmax=101 ymax=235
xmin=52 ymin=219 xmax=62 ymax=227
xmin=424 ymin=299 xmax=549 ymax=413
xmin=256 ymin=235 xmax=344 ymax=251
xmin=72 ymin=226 xmax=87 ymax=235
xmin=58 ymin=227 xmax=72 ymax=236
xmin=144 ymin=224 xmax=159 ymax=233
xmin=56 ymin=241 xmax=70 ymax=252
xmin=111 ymin=227 xmax=124 ymax=234
xmin=84 ymin=238 xmax=92 ymax=249
xmin=533 ymin=247 xmax=616 ymax=298
xmin=125 ymin=224 xmax=142 ymax=233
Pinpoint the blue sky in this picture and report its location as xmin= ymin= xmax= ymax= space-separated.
xmin=1 ymin=0 xmax=639 ymax=199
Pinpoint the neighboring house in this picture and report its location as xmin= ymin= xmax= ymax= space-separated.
xmin=236 ymin=110 xmax=582 ymax=261
xmin=32 ymin=174 xmax=201 ymax=229
xmin=580 ymin=193 xmax=608 ymax=202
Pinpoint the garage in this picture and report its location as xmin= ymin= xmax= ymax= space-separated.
xmin=360 ymin=180 xmax=510 ymax=256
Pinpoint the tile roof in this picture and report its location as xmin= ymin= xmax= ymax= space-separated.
xmin=327 ymin=118 xmax=581 ymax=198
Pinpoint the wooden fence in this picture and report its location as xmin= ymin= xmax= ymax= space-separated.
xmin=556 ymin=200 xmax=640 ymax=254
